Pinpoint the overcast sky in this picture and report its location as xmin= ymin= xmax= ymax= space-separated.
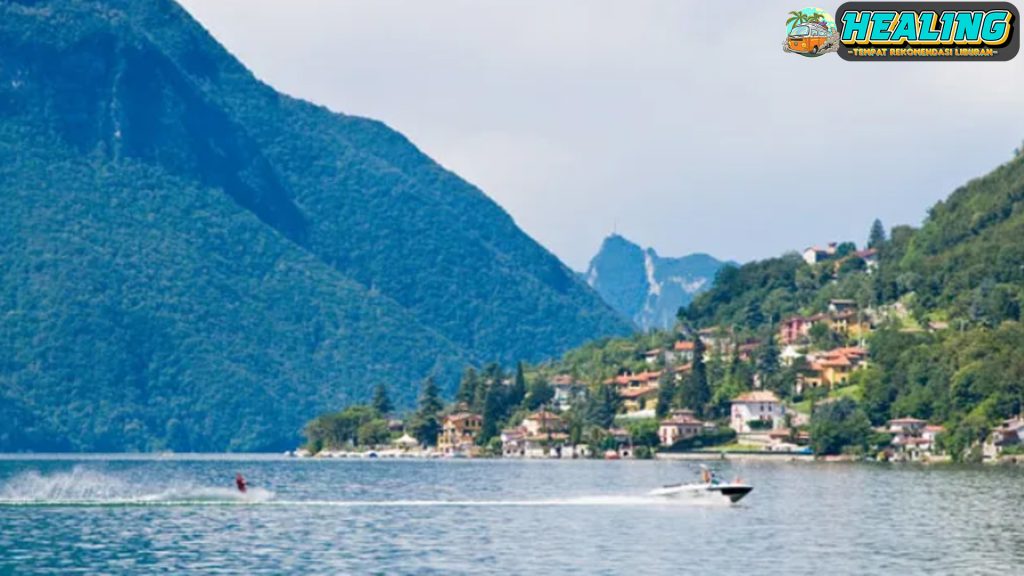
xmin=178 ymin=0 xmax=1024 ymax=270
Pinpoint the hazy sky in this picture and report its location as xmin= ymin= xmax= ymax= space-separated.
xmin=178 ymin=0 xmax=1024 ymax=270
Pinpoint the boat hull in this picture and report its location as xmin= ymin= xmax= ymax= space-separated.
xmin=649 ymin=483 xmax=753 ymax=503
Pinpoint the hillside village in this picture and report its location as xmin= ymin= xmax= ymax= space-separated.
xmin=301 ymin=232 xmax=1024 ymax=464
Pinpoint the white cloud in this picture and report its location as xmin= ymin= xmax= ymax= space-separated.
xmin=179 ymin=0 xmax=1024 ymax=269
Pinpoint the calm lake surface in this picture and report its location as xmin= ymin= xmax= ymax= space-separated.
xmin=1 ymin=455 xmax=1022 ymax=575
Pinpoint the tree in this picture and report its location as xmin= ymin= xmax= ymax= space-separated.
xmin=756 ymin=337 xmax=780 ymax=385
xmin=868 ymin=218 xmax=887 ymax=249
xmin=809 ymin=398 xmax=872 ymax=456
xmin=786 ymin=10 xmax=809 ymax=30
xmin=835 ymin=241 xmax=857 ymax=259
xmin=508 ymin=362 xmax=527 ymax=409
xmin=682 ymin=338 xmax=711 ymax=417
xmin=525 ymin=377 xmax=555 ymax=411
xmin=357 ymin=418 xmax=390 ymax=447
xmin=585 ymin=384 xmax=619 ymax=429
xmin=456 ymin=367 xmax=479 ymax=407
xmin=409 ymin=377 xmax=443 ymax=446
xmin=478 ymin=381 xmax=503 ymax=445
xmin=302 ymin=405 xmax=380 ymax=451
xmin=371 ymin=383 xmax=393 ymax=416
xmin=656 ymin=371 xmax=677 ymax=418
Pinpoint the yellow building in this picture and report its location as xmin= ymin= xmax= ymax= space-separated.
xmin=438 ymin=412 xmax=482 ymax=455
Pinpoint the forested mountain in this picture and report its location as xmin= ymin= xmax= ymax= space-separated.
xmin=680 ymin=152 xmax=1024 ymax=457
xmin=0 ymin=0 xmax=630 ymax=452
xmin=585 ymin=234 xmax=726 ymax=330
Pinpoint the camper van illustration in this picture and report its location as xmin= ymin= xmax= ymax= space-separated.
xmin=783 ymin=8 xmax=838 ymax=57
xmin=787 ymin=21 xmax=830 ymax=54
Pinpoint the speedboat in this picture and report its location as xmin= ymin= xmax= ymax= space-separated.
xmin=649 ymin=466 xmax=753 ymax=503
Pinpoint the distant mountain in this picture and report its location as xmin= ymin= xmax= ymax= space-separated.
xmin=0 ymin=0 xmax=630 ymax=452
xmin=584 ymin=235 xmax=728 ymax=330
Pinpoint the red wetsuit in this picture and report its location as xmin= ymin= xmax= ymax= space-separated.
xmin=235 ymin=474 xmax=248 ymax=493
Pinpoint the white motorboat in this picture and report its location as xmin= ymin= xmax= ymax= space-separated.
xmin=649 ymin=466 xmax=753 ymax=503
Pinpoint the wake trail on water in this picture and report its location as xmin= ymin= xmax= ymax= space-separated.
xmin=0 ymin=467 xmax=730 ymax=509
xmin=0 ymin=466 xmax=273 ymax=507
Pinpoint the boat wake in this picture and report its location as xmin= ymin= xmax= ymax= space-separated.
xmin=0 ymin=468 xmax=731 ymax=509
xmin=0 ymin=467 xmax=273 ymax=507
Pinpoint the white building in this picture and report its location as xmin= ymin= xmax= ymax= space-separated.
xmin=730 ymin=391 xmax=785 ymax=433
xmin=658 ymin=410 xmax=704 ymax=446
xmin=549 ymin=375 xmax=587 ymax=412
xmin=802 ymin=243 xmax=837 ymax=265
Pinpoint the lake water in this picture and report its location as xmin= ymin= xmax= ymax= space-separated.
xmin=1 ymin=455 xmax=1022 ymax=575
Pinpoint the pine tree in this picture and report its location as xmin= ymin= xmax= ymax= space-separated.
xmin=868 ymin=218 xmax=887 ymax=249
xmin=585 ymin=383 xmax=618 ymax=429
xmin=418 ymin=377 xmax=443 ymax=415
xmin=410 ymin=377 xmax=443 ymax=446
xmin=371 ymin=383 xmax=393 ymax=416
xmin=456 ymin=367 xmax=479 ymax=407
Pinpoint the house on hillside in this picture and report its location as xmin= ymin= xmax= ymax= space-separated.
xmin=730 ymin=391 xmax=785 ymax=433
xmin=887 ymin=418 xmax=942 ymax=461
xmin=854 ymin=248 xmax=879 ymax=271
xmin=667 ymin=340 xmax=696 ymax=364
xmin=803 ymin=243 xmax=838 ymax=265
xmin=523 ymin=410 xmax=567 ymax=436
xmin=828 ymin=299 xmax=857 ymax=314
xmin=779 ymin=315 xmax=822 ymax=345
xmin=438 ymin=412 xmax=482 ymax=455
xmin=500 ymin=420 xmax=572 ymax=459
xmin=643 ymin=348 xmax=664 ymax=365
xmin=983 ymin=416 xmax=1024 ymax=460
xmin=658 ymin=409 xmax=705 ymax=446
xmin=697 ymin=328 xmax=732 ymax=355
xmin=609 ymin=370 xmax=662 ymax=413
xmin=549 ymin=374 xmax=587 ymax=411
xmin=798 ymin=346 xmax=868 ymax=393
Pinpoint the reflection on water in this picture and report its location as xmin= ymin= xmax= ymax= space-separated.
xmin=0 ymin=457 xmax=1022 ymax=574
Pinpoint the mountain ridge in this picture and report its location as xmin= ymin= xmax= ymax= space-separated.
xmin=585 ymin=234 xmax=728 ymax=330
xmin=0 ymin=0 xmax=631 ymax=451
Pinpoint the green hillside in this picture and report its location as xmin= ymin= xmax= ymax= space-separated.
xmin=680 ymin=153 xmax=1024 ymax=457
xmin=0 ymin=0 xmax=629 ymax=451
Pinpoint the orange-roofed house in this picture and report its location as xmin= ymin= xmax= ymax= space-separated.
xmin=668 ymin=340 xmax=696 ymax=364
xmin=438 ymin=412 xmax=482 ymax=455
xmin=797 ymin=346 xmax=869 ymax=393
xmin=730 ymin=391 xmax=785 ymax=434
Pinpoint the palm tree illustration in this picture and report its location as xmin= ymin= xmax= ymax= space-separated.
xmin=786 ymin=10 xmax=809 ymax=32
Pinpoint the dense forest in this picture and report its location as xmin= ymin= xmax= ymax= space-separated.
xmin=680 ymin=152 xmax=1024 ymax=459
xmin=0 ymin=0 xmax=629 ymax=452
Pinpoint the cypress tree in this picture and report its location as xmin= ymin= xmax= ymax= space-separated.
xmin=656 ymin=371 xmax=676 ymax=418
xmin=508 ymin=362 xmax=527 ymax=409
xmin=684 ymin=338 xmax=711 ymax=418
